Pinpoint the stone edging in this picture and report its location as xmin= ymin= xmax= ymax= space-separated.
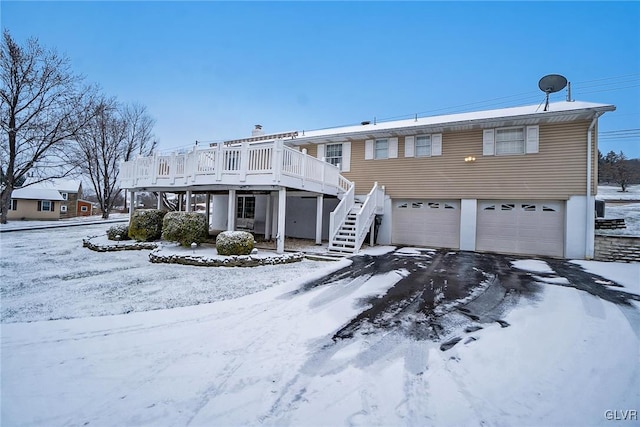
xmin=148 ymin=249 xmax=304 ymax=267
xmin=83 ymin=236 xmax=159 ymax=252
xmin=594 ymin=234 xmax=640 ymax=263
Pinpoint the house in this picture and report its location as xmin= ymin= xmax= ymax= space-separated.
xmin=8 ymin=178 xmax=94 ymax=221
xmin=7 ymin=187 xmax=65 ymax=221
xmin=119 ymin=100 xmax=615 ymax=259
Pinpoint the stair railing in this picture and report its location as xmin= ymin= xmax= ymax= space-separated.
xmin=354 ymin=182 xmax=385 ymax=251
xmin=329 ymin=180 xmax=354 ymax=245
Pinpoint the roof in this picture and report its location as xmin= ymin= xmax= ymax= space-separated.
xmin=22 ymin=178 xmax=81 ymax=193
xmin=11 ymin=187 xmax=65 ymax=201
xmin=286 ymin=100 xmax=615 ymax=144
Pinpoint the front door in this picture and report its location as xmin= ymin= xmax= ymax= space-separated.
xmin=237 ymin=196 xmax=255 ymax=230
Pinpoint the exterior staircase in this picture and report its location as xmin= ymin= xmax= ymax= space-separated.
xmin=328 ymin=202 xmax=362 ymax=254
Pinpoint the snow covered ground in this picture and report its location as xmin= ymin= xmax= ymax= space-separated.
xmin=597 ymin=184 xmax=640 ymax=201
xmin=1 ymin=225 xmax=639 ymax=426
xmin=0 ymin=213 xmax=128 ymax=231
xmin=0 ymin=225 xmax=327 ymax=323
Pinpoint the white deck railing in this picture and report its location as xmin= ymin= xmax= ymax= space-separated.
xmin=329 ymin=181 xmax=355 ymax=245
xmin=354 ymin=182 xmax=385 ymax=250
xmin=119 ymin=140 xmax=350 ymax=198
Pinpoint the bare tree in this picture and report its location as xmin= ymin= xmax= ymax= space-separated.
xmin=601 ymin=151 xmax=637 ymax=192
xmin=74 ymin=99 xmax=156 ymax=219
xmin=0 ymin=30 xmax=98 ymax=223
xmin=121 ymin=103 xmax=156 ymax=211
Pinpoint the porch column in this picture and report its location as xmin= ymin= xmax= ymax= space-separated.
xmin=157 ymin=191 xmax=163 ymax=210
xmin=277 ymin=187 xmax=286 ymax=254
xmin=265 ymin=192 xmax=272 ymax=240
xmin=315 ymin=194 xmax=323 ymax=245
xmin=206 ymin=193 xmax=211 ymax=231
xmin=227 ymin=189 xmax=236 ymax=231
xmin=178 ymin=193 xmax=183 ymax=211
xmin=129 ymin=191 xmax=135 ymax=222
xmin=370 ymin=219 xmax=375 ymax=246
xmin=185 ymin=190 xmax=192 ymax=212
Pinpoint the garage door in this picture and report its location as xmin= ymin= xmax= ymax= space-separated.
xmin=392 ymin=200 xmax=460 ymax=249
xmin=476 ymin=201 xmax=564 ymax=257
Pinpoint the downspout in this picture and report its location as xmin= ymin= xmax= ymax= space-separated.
xmin=585 ymin=112 xmax=602 ymax=259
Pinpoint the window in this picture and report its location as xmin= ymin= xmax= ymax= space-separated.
xmin=375 ymin=139 xmax=388 ymax=159
xmin=325 ymin=144 xmax=343 ymax=167
xmin=428 ymin=202 xmax=440 ymax=209
xmin=61 ymin=192 xmax=68 ymax=200
xmin=38 ymin=200 xmax=54 ymax=212
xmin=415 ymin=135 xmax=432 ymax=157
xmin=61 ymin=205 xmax=68 ymax=213
xmin=501 ymin=204 xmax=515 ymax=211
xmin=237 ymin=196 xmax=255 ymax=219
xmin=10 ymin=199 xmax=17 ymax=210
xmin=411 ymin=202 xmax=423 ymax=209
xmin=522 ymin=204 xmax=536 ymax=212
xmin=81 ymin=206 xmax=88 ymax=212
xmin=542 ymin=205 xmax=556 ymax=212
xmin=397 ymin=202 xmax=408 ymax=209
xmin=495 ymin=127 xmax=525 ymax=155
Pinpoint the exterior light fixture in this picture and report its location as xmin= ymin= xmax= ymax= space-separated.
xmin=464 ymin=156 xmax=476 ymax=163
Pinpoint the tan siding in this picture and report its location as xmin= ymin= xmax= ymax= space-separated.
xmin=8 ymin=200 xmax=60 ymax=220
xmin=301 ymin=121 xmax=593 ymax=200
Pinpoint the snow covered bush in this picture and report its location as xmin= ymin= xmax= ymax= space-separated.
xmin=128 ymin=209 xmax=167 ymax=241
xmin=162 ymin=212 xmax=208 ymax=246
xmin=107 ymin=224 xmax=131 ymax=241
xmin=216 ymin=231 xmax=254 ymax=255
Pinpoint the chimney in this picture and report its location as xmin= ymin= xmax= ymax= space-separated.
xmin=252 ymin=124 xmax=264 ymax=137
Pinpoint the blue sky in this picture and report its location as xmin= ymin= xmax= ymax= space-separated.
xmin=3 ymin=1 xmax=639 ymax=157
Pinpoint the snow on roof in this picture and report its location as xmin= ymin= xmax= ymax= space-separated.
xmin=11 ymin=187 xmax=65 ymax=201
xmin=22 ymin=178 xmax=81 ymax=193
xmin=294 ymin=100 xmax=615 ymax=141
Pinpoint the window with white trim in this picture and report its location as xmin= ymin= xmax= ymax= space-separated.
xmin=81 ymin=206 xmax=88 ymax=212
xmin=61 ymin=205 xmax=68 ymax=213
xmin=495 ymin=127 xmax=525 ymax=155
xmin=325 ymin=143 xmax=342 ymax=167
xmin=415 ymin=135 xmax=432 ymax=157
xmin=39 ymin=200 xmax=54 ymax=212
xmin=10 ymin=199 xmax=17 ymax=210
xmin=237 ymin=196 xmax=255 ymax=219
xmin=375 ymin=139 xmax=388 ymax=159
xmin=61 ymin=192 xmax=68 ymax=200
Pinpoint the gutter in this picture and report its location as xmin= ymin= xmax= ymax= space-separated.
xmin=585 ymin=112 xmax=603 ymax=259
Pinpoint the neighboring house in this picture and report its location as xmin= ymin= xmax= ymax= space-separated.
xmin=119 ymin=100 xmax=615 ymax=259
xmin=7 ymin=187 xmax=65 ymax=221
xmin=20 ymin=179 xmax=93 ymax=218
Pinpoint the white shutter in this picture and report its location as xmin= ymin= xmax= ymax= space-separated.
xmin=431 ymin=133 xmax=442 ymax=156
xmin=483 ymin=129 xmax=495 ymax=156
xmin=404 ymin=136 xmax=415 ymax=157
xmin=317 ymin=143 xmax=325 ymax=160
xmin=365 ymin=140 xmax=374 ymax=160
xmin=389 ymin=137 xmax=398 ymax=158
xmin=526 ymin=125 xmax=539 ymax=154
xmin=341 ymin=142 xmax=351 ymax=172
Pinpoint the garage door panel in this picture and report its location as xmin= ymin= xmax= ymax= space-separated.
xmin=393 ymin=200 xmax=460 ymax=249
xmin=477 ymin=200 xmax=564 ymax=257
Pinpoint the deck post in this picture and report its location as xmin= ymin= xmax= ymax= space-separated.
xmin=129 ymin=191 xmax=135 ymax=222
xmin=240 ymin=142 xmax=248 ymax=182
xmin=206 ymin=193 xmax=211 ymax=231
xmin=157 ymin=191 xmax=163 ymax=210
xmin=370 ymin=218 xmax=375 ymax=246
xmin=315 ymin=194 xmax=323 ymax=245
xmin=277 ymin=187 xmax=286 ymax=254
xmin=215 ymin=142 xmax=223 ymax=182
xmin=186 ymin=190 xmax=192 ymax=212
xmin=227 ymin=189 xmax=236 ymax=231
xmin=265 ymin=192 xmax=272 ymax=240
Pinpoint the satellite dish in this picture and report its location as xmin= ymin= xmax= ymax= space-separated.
xmin=538 ymin=74 xmax=568 ymax=111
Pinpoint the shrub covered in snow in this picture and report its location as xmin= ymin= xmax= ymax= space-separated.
xmin=162 ymin=212 xmax=208 ymax=246
xmin=106 ymin=224 xmax=131 ymax=241
xmin=216 ymin=231 xmax=254 ymax=255
xmin=128 ymin=209 xmax=167 ymax=241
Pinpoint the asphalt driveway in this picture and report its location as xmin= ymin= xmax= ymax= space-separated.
xmin=292 ymin=247 xmax=640 ymax=350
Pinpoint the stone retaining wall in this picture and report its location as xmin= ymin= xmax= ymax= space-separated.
xmin=594 ymin=235 xmax=640 ymax=263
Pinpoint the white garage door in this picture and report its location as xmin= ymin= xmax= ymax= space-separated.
xmin=476 ymin=201 xmax=564 ymax=257
xmin=392 ymin=200 xmax=460 ymax=249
